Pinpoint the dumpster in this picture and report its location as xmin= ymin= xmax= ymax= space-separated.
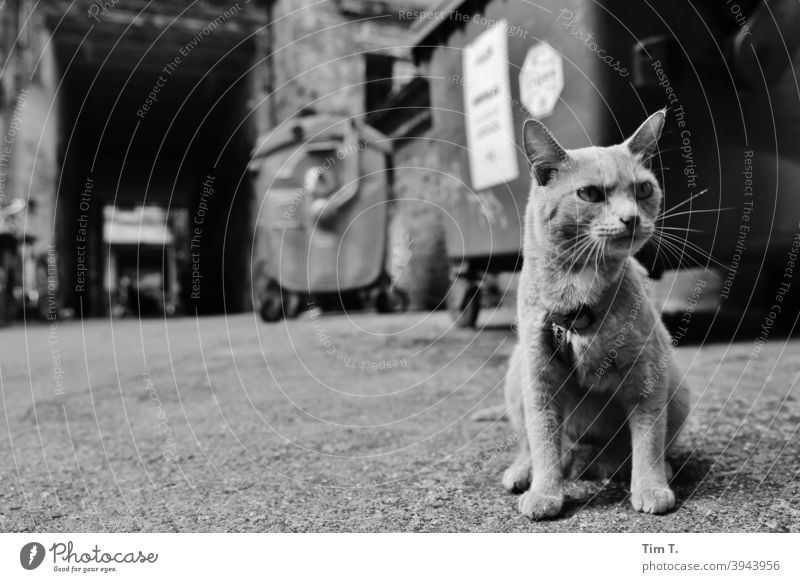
xmin=249 ymin=113 xmax=408 ymax=321
xmin=412 ymin=0 xmax=800 ymax=326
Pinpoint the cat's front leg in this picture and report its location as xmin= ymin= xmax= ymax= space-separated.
xmin=518 ymin=348 xmax=565 ymax=520
xmin=622 ymin=371 xmax=675 ymax=515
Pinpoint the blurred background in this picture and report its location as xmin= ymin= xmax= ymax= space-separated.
xmin=1 ymin=0 xmax=799 ymax=332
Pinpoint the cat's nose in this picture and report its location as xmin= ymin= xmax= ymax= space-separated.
xmin=620 ymin=214 xmax=639 ymax=232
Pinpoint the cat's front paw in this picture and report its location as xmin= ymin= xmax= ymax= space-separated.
xmin=630 ymin=485 xmax=675 ymax=514
xmin=518 ymin=489 xmax=564 ymax=520
xmin=502 ymin=461 xmax=531 ymax=494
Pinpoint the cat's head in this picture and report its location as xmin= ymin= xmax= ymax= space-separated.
xmin=522 ymin=109 xmax=666 ymax=265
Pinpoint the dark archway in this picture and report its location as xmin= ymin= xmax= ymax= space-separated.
xmin=47 ymin=1 xmax=265 ymax=316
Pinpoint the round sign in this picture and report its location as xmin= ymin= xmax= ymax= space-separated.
xmin=519 ymin=43 xmax=564 ymax=118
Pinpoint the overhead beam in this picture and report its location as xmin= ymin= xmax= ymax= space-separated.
xmin=41 ymin=0 xmax=271 ymax=29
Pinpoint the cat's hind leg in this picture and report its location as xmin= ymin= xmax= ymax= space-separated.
xmin=665 ymin=362 xmax=690 ymax=482
xmin=666 ymin=362 xmax=690 ymax=454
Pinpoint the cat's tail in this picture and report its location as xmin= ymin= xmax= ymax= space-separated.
xmin=470 ymin=403 xmax=508 ymax=422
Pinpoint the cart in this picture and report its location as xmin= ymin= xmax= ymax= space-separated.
xmin=103 ymin=205 xmax=179 ymax=317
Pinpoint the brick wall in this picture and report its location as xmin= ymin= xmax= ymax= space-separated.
xmin=0 ymin=4 xmax=60 ymax=257
xmin=269 ymin=0 xmax=421 ymax=120
xmin=270 ymin=0 xmax=367 ymax=120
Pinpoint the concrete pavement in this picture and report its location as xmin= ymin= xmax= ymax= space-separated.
xmin=1 ymin=309 xmax=798 ymax=532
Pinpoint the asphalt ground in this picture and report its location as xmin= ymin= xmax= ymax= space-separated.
xmin=1 ymin=308 xmax=798 ymax=532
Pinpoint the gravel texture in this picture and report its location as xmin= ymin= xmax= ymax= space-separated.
xmin=1 ymin=308 xmax=798 ymax=532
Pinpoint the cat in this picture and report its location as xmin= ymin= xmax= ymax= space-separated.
xmin=503 ymin=109 xmax=689 ymax=520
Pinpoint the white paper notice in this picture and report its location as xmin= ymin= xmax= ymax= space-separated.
xmin=462 ymin=20 xmax=519 ymax=191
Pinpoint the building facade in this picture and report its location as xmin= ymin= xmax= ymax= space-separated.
xmin=0 ymin=0 xmax=436 ymax=317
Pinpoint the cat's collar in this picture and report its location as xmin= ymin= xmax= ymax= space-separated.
xmin=549 ymin=304 xmax=596 ymax=332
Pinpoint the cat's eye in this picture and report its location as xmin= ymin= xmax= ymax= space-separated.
xmin=576 ymin=186 xmax=605 ymax=203
xmin=636 ymin=182 xmax=654 ymax=200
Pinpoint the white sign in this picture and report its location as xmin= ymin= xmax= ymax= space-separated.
xmin=519 ymin=42 xmax=564 ymax=118
xmin=462 ymin=20 xmax=519 ymax=191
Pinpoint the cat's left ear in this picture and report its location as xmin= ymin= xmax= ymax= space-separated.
xmin=626 ymin=108 xmax=667 ymax=163
xmin=523 ymin=119 xmax=570 ymax=186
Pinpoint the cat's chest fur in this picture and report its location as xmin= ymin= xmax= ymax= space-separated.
xmin=535 ymin=259 xmax=658 ymax=391
xmin=555 ymin=268 xmax=603 ymax=307
xmin=556 ymin=328 xmax=627 ymax=391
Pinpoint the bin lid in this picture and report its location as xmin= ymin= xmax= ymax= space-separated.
xmin=251 ymin=114 xmax=391 ymax=162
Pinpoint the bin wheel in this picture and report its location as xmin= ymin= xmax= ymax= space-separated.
xmin=0 ymin=256 xmax=8 ymax=325
xmin=283 ymin=292 xmax=302 ymax=319
xmin=0 ymin=248 xmax=16 ymax=326
xmin=449 ymin=278 xmax=481 ymax=328
xmin=376 ymin=286 xmax=410 ymax=314
xmin=259 ymin=289 xmax=284 ymax=322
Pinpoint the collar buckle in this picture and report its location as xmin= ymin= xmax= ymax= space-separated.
xmin=550 ymin=304 xmax=596 ymax=332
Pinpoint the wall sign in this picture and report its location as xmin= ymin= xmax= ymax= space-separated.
xmin=519 ymin=42 xmax=564 ymax=118
xmin=462 ymin=20 xmax=520 ymax=191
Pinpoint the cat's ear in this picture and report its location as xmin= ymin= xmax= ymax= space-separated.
xmin=523 ymin=119 xmax=569 ymax=186
xmin=626 ymin=108 xmax=667 ymax=163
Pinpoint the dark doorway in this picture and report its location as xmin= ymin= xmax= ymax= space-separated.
xmin=48 ymin=3 xmax=263 ymax=316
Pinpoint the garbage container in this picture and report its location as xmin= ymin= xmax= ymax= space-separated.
xmin=249 ymin=113 xmax=408 ymax=321
xmin=412 ymin=0 xmax=800 ymax=326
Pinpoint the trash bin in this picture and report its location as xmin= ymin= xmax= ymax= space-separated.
xmin=249 ymin=113 xmax=408 ymax=321
xmin=412 ymin=0 xmax=800 ymax=326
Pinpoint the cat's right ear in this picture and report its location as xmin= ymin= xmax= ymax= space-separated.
xmin=626 ymin=108 xmax=667 ymax=162
xmin=523 ymin=119 xmax=569 ymax=186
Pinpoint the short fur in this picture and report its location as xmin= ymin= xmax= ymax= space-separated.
xmin=504 ymin=109 xmax=690 ymax=519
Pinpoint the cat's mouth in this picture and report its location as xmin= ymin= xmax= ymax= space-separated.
xmin=596 ymin=230 xmax=652 ymax=246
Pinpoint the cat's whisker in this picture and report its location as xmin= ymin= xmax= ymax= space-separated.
xmin=657 ymin=226 xmax=705 ymax=234
xmin=585 ymin=240 xmax=596 ymax=273
xmin=588 ymin=239 xmax=604 ymax=269
xmin=588 ymin=238 xmax=603 ymax=276
xmin=651 ymin=231 xmax=729 ymax=271
xmin=642 ymin=145 xmax=680 ymax=163
xmin=649 ymin=230 xmax=696 ymax=257
xmin=654 ymin=229 xmax=716 ymax=255
xmin=575 ymin=245 xmax=596 ymax=271
xmin=595 ymin=239 xmax=605 ymax=275
xmin=556 ymin=236 xmax=594 ymax=276
xmin=572 ymin=238 xmax=597 ymax=270
xmin=648 ymin=237 xmax=680 ymax=271
xmin=657 ymin=206 xmax=734 ymax=222
xmin=600 ymin=238 xmax=608 ymax=269
xmin=656 ymin=188 xmax=710 ymax=219
xmin=563 ymin=235 xmax=591 ymax=253
xmin=652 ymin=228 xmax=702 ymax=249
xmin=648 ymin=235 xmax=709 ymax=271
xmin=568 ymin=234 xmax=595 ymax=260
xmin=647 ymin=229 xmax=683 ymax=270
xmin=584 ymin=243 xmax=601 ymax=272
xmin=562 ymin=236 xmax=594 ymax=269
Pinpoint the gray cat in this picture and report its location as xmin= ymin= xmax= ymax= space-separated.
xmin=504 ymin=109 xmax=690 ymax=520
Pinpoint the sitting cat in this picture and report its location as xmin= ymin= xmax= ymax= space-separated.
xmin=504 ymin=109 xmax=689 ymax=520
